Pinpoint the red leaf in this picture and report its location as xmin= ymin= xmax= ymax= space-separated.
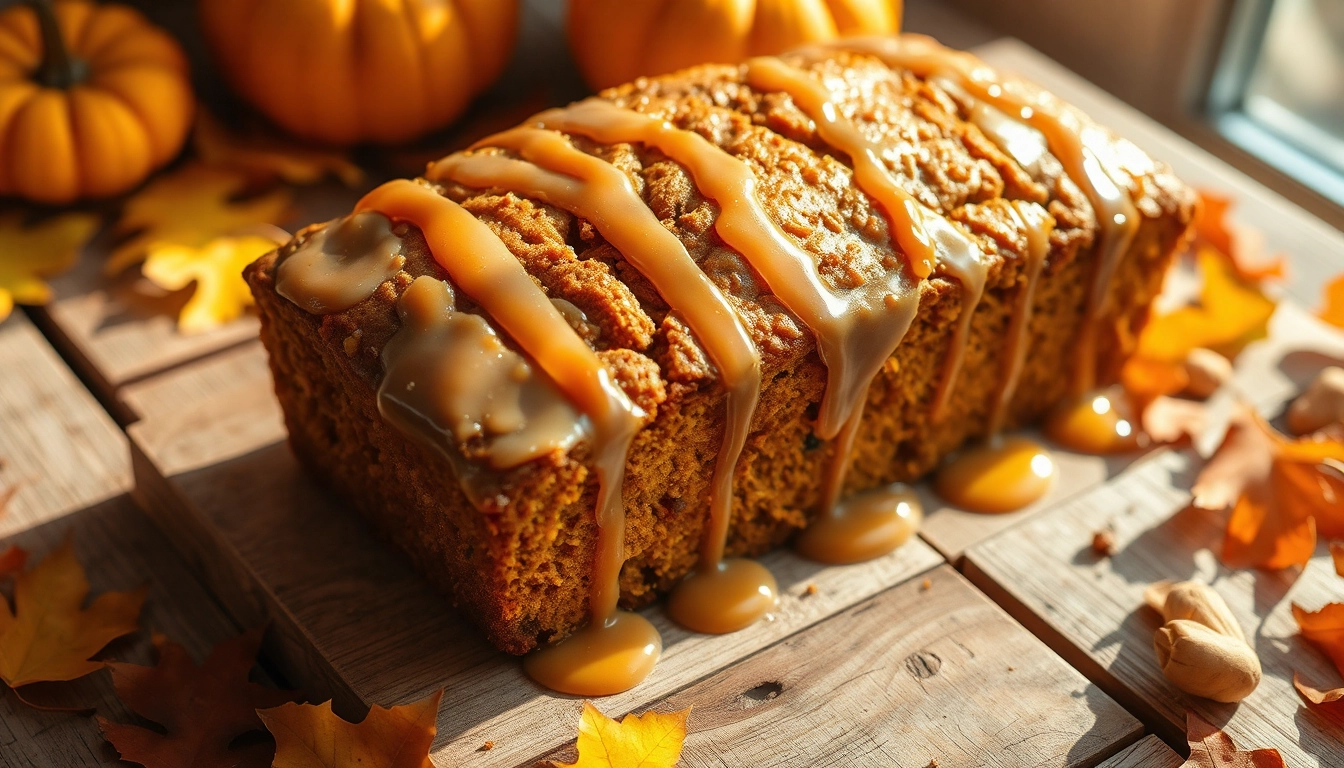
xmin=99 ymin=628 xmax=296 ymax=768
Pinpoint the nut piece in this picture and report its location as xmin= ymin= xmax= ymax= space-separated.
xmin=1153 ymin=619 xmax=1261 ymax=703
xmin=1145 ymin=580 xmax=1260 ymax=702
xmin=1286 ymin=366 xmax=1344 ymax=435
xmin=1182 ymin=348 xmax=1233 ymax=399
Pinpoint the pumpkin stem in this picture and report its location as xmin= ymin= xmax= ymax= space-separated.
xmin=25 ymin=0 xmax=86 ymax=88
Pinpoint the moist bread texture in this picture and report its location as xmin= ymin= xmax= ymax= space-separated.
xmin=246 ymin=50 xmax=1195 ymax=654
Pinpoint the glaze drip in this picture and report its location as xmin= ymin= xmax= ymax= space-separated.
xmin=354 ymin=180 xmax=659 ymax=695
xmin=275 ymin=211 xmax=406 ymax=314
xmin=743 ymin=56 xmax=988 ymax=425
xmin=429 ymin=127 xmax=776 ymax=633
xmin=378 ymin=275 xmax=587 ymax=475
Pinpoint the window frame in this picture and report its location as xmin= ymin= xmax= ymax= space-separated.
xmin=1206 ymin=0 xmax=1344 ymax=207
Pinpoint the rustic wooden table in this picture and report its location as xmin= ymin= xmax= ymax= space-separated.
xmin=3 ymin=1 xmax=1343 ymax=767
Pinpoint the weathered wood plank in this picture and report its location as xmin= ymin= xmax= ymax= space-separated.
xmin=965 ymin=446 xmax=1344 ymax=766
xmin=0 ymin=312 xmax=130 ymax=537
xmin=1096 ymin=736 xmax=1183 ymax=768
xmin=0 ymin=496 xmax=255 ymax=767
xmin=122 ymin=341 xmax=946 ymax=767
xmin=531 ymin=566 xmax=1142 ymax=768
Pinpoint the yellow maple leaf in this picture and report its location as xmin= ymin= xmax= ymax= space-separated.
xmin=0 ymin=211 xmax=100 ymax=321
xmin=194 ymin=110 xmax=364 ymax=187
xmin=142 ymin=234 xmax=284 ymax=334
xmin=0 ymin=538 xmax=145 ymax=697
xmin=259 ymin=689 xmax=441 ymax=768
xmin=106 ymin=163 xmax=292 ymax=274
xmin=554 ymin=702 xmax=690 ymax=768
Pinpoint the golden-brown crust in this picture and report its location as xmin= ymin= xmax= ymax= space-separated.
xmin=245 ymin=51 xmax=1195 ymax=654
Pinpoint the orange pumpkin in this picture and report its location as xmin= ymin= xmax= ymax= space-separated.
xmin=568 ymin=0 xmax=903 ymax=90
xmin=0 ymin=0 xmax=194 ymax=205
xmin=199 ymin=0 xmax=520 ymax=146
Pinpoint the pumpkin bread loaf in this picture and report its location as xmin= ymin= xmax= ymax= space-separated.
xmin=246 ymin=46 xmax=1195 ymax=654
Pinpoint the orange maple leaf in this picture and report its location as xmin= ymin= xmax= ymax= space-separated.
xmin=0 ymin=545 xmax=26 ymax=578
xmin=1291 ymin=602 xmax=1344 ymax=721
xmin=1320 ymin=274 xmax=1344 ymax=329
xmin=259 ymin=689 xmax=442 ymax=768
xmin=552 ymin=702 xmax=690 ymax=768
xmin=1294 ymin=602 xmax=1344 ymax=676
xmin=1193 ymin=189 xmax=1287 ymax=283
xmin=1182 ymin=710 xmax=1285 ymax=767
xmin=0 ymin=538 xmax=145 ymax=699
xmin=99 ymin=628 xmax=296 ymax=768
xmin=1191 ymin=405 xmax=1344 ymax=570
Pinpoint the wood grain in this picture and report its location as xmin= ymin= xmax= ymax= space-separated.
xmin=965 ymin=448 xmax=1344 ymax=765
xmin=531 ymin=566 xmax=1142 ymax=768
xmin=1095 ymin=735 xmax=1183 ymax=768
xmin=0 ymin=495 xmax=258 ymax=767
xmin=123 ymin=341 xmax=947 ymax=767
xmin=0 ymin=312 xmax=130 ymax=538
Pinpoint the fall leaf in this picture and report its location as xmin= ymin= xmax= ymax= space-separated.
xmin=1293 ymin=672 xmax=1344 ymax=720
xmin=0 ymin=545 xmax=26 ymax=578
xmin=99 ymin=628 xmax=296 ymax=768
xmin=1190 ymin=405 xmax=1344 ymax=570
xmin=552 ymin=702 xmax=690 ymax=768
xmin=259 ymin=689 xmax=442 ymax=768
xmin=0 ymin=211 xmax=100 ymax=321
xmin=106 ymin=164 xmax=292 ymax=274
xmin=1320 ymin=274 xmax=1344 ymax=330
xmin=194 ymin=111 xmax=364 ymax=188
xmin=141 ymin=234 xmax=284 ymax=334
xmin=1193 ymin=189 xmax=1287 ymax=284
xmin=1181 ymin=710 xmax=1285 ymax=767
xmin=1294 ymin=602 xmax=1344 ymax=676
xmin=0 ymin=538 xmax=145 ymax=694
xmin=1123 ymin=250 xmax=1275 ymax=443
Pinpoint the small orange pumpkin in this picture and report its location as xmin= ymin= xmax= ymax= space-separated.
xmin=568 ymin=0 xmax=903 ymax=90
xmin=0 ymin=0 xmax=194 ymax=205
xmin=198 ymin=0 xmax=520 ymax=146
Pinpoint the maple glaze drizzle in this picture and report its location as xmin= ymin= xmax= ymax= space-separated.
xmin=531 ymin=99 xmax=920 ymax=443
xmin=429 ymin=129 xmax=778 ymax=634
xmin=275 ymin=211 xmax=406 ymax=314
xmin=354 ymin=180 xmax=660 ymax=696
xmin=530 ymin=98 xmax=930 ymax=566
xmin=743 ymin=56 xmax=988 ymax=426
xmin=808 ymin=34 xmax=1141 ymax=395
